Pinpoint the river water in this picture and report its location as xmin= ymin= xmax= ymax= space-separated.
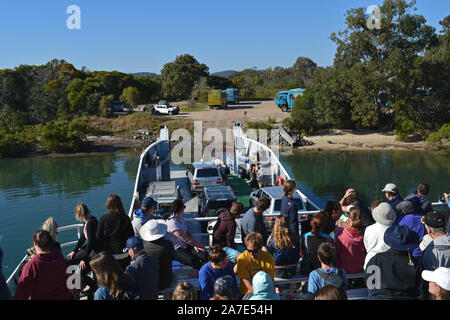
xmin=0 ymin=148 xmax=448 ymax=277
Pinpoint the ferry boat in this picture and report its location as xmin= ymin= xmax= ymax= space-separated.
xmin=6 ymin=123 xmax=447 ymax=300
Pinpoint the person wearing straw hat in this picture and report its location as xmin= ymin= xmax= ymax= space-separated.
xmin=365 ymin=224 xmax=427 ymax=300
xmin=421 ymin=267 xmax=450 ymax=300
xmin=139 ymin=219 xmax=176 ymax=291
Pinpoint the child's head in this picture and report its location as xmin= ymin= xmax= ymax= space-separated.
xmin=172 ymin=281 xmax=197 ymax=300
xmin=208 ymin=245 xmax=228 ymax=269
xmin=310 ymin=212 xmax=327 ymax=236
xmin=317 ymin=242 xmax=336 ymax=267
xmin=244 ymin=232 xmax=264 ymax=259
xmin=213 ymin=275 xmax=235 ymax=300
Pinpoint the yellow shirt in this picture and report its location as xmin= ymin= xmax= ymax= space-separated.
xmin=236 ymin=250 xmax=275 ymax=296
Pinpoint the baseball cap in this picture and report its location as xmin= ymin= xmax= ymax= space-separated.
xmin=422 ymin=267 xmax=450 ymax=291
xmin=382 ymin=183 xmax=398 ymax=193
xmin=123 ymin=236 xmax=143 ymax=252
xmin=142 ymin=197 xmax=157 ymax=209
xmin=422 ymin=211 xmax=446 ymax=228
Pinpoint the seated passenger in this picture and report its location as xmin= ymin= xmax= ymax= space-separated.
xmin=236 ymin=232 xmax=275 ymax=299
xmin=199 ymin=245 xmax=238 ymax=300
xmin=166 ymin=199 xmax=208 ymax=271
xmin=14 ymin=230 xmax=70 ymax=300
xmin=132 ymin=197 xmax=158 ymax=236
xmin=89 ymin=251 xmax=140 ymax=300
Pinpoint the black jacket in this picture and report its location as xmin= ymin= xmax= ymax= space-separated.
xmin=366 ymin=249 xmax=427 ymax=300
xmin=74 ymin=215 xmax=102 ymax=261
xmin=143 ymin=238 xmax=176 ymax=291
xmin=96 ymin=212 xmax=134 ymax=254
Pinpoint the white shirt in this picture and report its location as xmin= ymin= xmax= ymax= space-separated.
xmin=363 ymin=222 xmax=391 ymax=269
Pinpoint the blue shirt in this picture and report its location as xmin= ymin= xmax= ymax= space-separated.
xmin=198 ymin=262 xmax=239 ymax=300
xmin=266 ymin=238 xmax=300 ymax=267
xmin=307 ymin=267 xmax=347 ymax=297
xmin=280 ymin=196 xmax=299 ymax=235
xmin=94 ymin=286 xmax=113 ymax=300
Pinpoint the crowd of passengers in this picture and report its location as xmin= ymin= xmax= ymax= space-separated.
xmin=1 ymin=181 xmax=449 ymax=301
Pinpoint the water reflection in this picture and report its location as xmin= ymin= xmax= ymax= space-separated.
xmin=281 ymin=150 xmax=450 ymax=208
xmin=0 ymin=154 xmax=121 ymax=201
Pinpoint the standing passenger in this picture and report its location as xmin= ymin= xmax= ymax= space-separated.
xmin=280 ymin=180 xmax=300 ymax=236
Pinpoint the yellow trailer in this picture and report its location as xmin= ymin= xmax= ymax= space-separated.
xmin=208 ymin=90 xmax=228 ymax=109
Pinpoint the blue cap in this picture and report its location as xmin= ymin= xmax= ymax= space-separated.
xmin=123 ymin=236 xmax=143 ymax=252
xmin=142 ymin=197 xmax=157 ymax=209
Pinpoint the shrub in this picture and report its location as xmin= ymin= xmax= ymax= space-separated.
xmin=426 ymin=123 xmax=450 ymax=147
xmin=246 ymin=120 xmax=273 ymax=130
xmin=40 ymin=118 xmax=92 ymax=152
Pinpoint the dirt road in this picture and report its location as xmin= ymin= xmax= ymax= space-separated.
xmin=171 ymin=100 xmax=287 ymax=130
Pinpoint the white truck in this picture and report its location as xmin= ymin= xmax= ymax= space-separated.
xmin=152 ymin=100 xmax=180 ymax=115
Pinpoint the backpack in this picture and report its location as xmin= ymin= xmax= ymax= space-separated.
xmin=315 ymin=268 xmax=347 ymax=295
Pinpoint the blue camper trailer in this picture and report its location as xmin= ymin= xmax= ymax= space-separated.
xmin=275 ymin=88 xmax=305 ymax=112
xmin=222 ymin=88 xmax=239 ymax=104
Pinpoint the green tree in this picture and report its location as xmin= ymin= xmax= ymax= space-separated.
xmin=119 ymin=86 xmax=140 ymax=108
xmin=161 ymin=54 xmax=209 ymax=100
xmin=66 ymin=77 xmax=106 ymax=116
xmin=330 ymin=0 xmax=438 ymax=129
xmin=99 ymin=94 xmax=115 ymax=117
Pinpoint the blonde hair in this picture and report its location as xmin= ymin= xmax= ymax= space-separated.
xmin=272 ymin=215 xmax=298 ymax=249
xmin=172 ymin=281 xmax=197 ymax=300
xmin=41 ymin=217 xmax=58 ymax=241
xmin=283 ymin=180 xmax=296 ymax=196
xmin=75 ymin=202 xmax=90 ymax=222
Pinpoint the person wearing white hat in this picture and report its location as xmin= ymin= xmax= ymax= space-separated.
xmin=382 ymin=183 xmax=403 ymax=218
xmin=139 ymin=219 xmax=176 ymax=291
xmin=421 ymin=267 xmax=450 ymax=300
xmin=363 ymin=202 xmax=396 ymax=269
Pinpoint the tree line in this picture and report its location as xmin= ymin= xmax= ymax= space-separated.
xmin=284 ymin=0 xmax=449 ymax=144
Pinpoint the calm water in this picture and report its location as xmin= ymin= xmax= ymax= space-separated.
xmin=0 ymin=149 xmax=449 ymax=277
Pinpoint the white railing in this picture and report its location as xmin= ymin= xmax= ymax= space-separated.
xmin=233 ymin=124 xmax=321 ymax=211
xmin=128 ymin=126 xmax=170 ymax=218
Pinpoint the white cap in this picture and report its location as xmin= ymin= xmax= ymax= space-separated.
xmin=422 ymin=267 xmax=450 ymax=291
xmin=382 ymin=183 xmax=398 ymax=193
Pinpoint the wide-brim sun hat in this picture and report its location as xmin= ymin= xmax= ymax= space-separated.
xmin=372 ymin=202 xmax=396 ymax=226
xmin=383 ymin=224 xmax=419 ymax=252
xmin=421 ymin=267 xmax=450 ymax=291
xmin=139 ymin=219 xmax=167 ymax=241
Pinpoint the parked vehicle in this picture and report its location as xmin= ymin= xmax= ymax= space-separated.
xmin=198 ymin=185 xmax=237 ymax=232
xmin=208 ymin=90 xmax=228 ymax=109
xmin=152 ymin=101 xmax=180 ymax=115
xmin=222 ymin=88 xmax=239 ymax=104
xmin=275 ymin=88 xmax=305 ymax=112
xmin=186 ymin=162 xmax=223 ymax=194
xmin=111 ymin=100 xmax=126 ymax=112
xmin=249 ymin=186 xmax=309 ymax=231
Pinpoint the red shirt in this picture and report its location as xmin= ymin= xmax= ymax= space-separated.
xmin=14 ymin=249 xmax=70 ymax=300
xmin=335 ymin=227 xmax=366 ymax=274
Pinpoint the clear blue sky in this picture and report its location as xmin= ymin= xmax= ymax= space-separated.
xmin=0 ymin=0 xmax=448 ymax=74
